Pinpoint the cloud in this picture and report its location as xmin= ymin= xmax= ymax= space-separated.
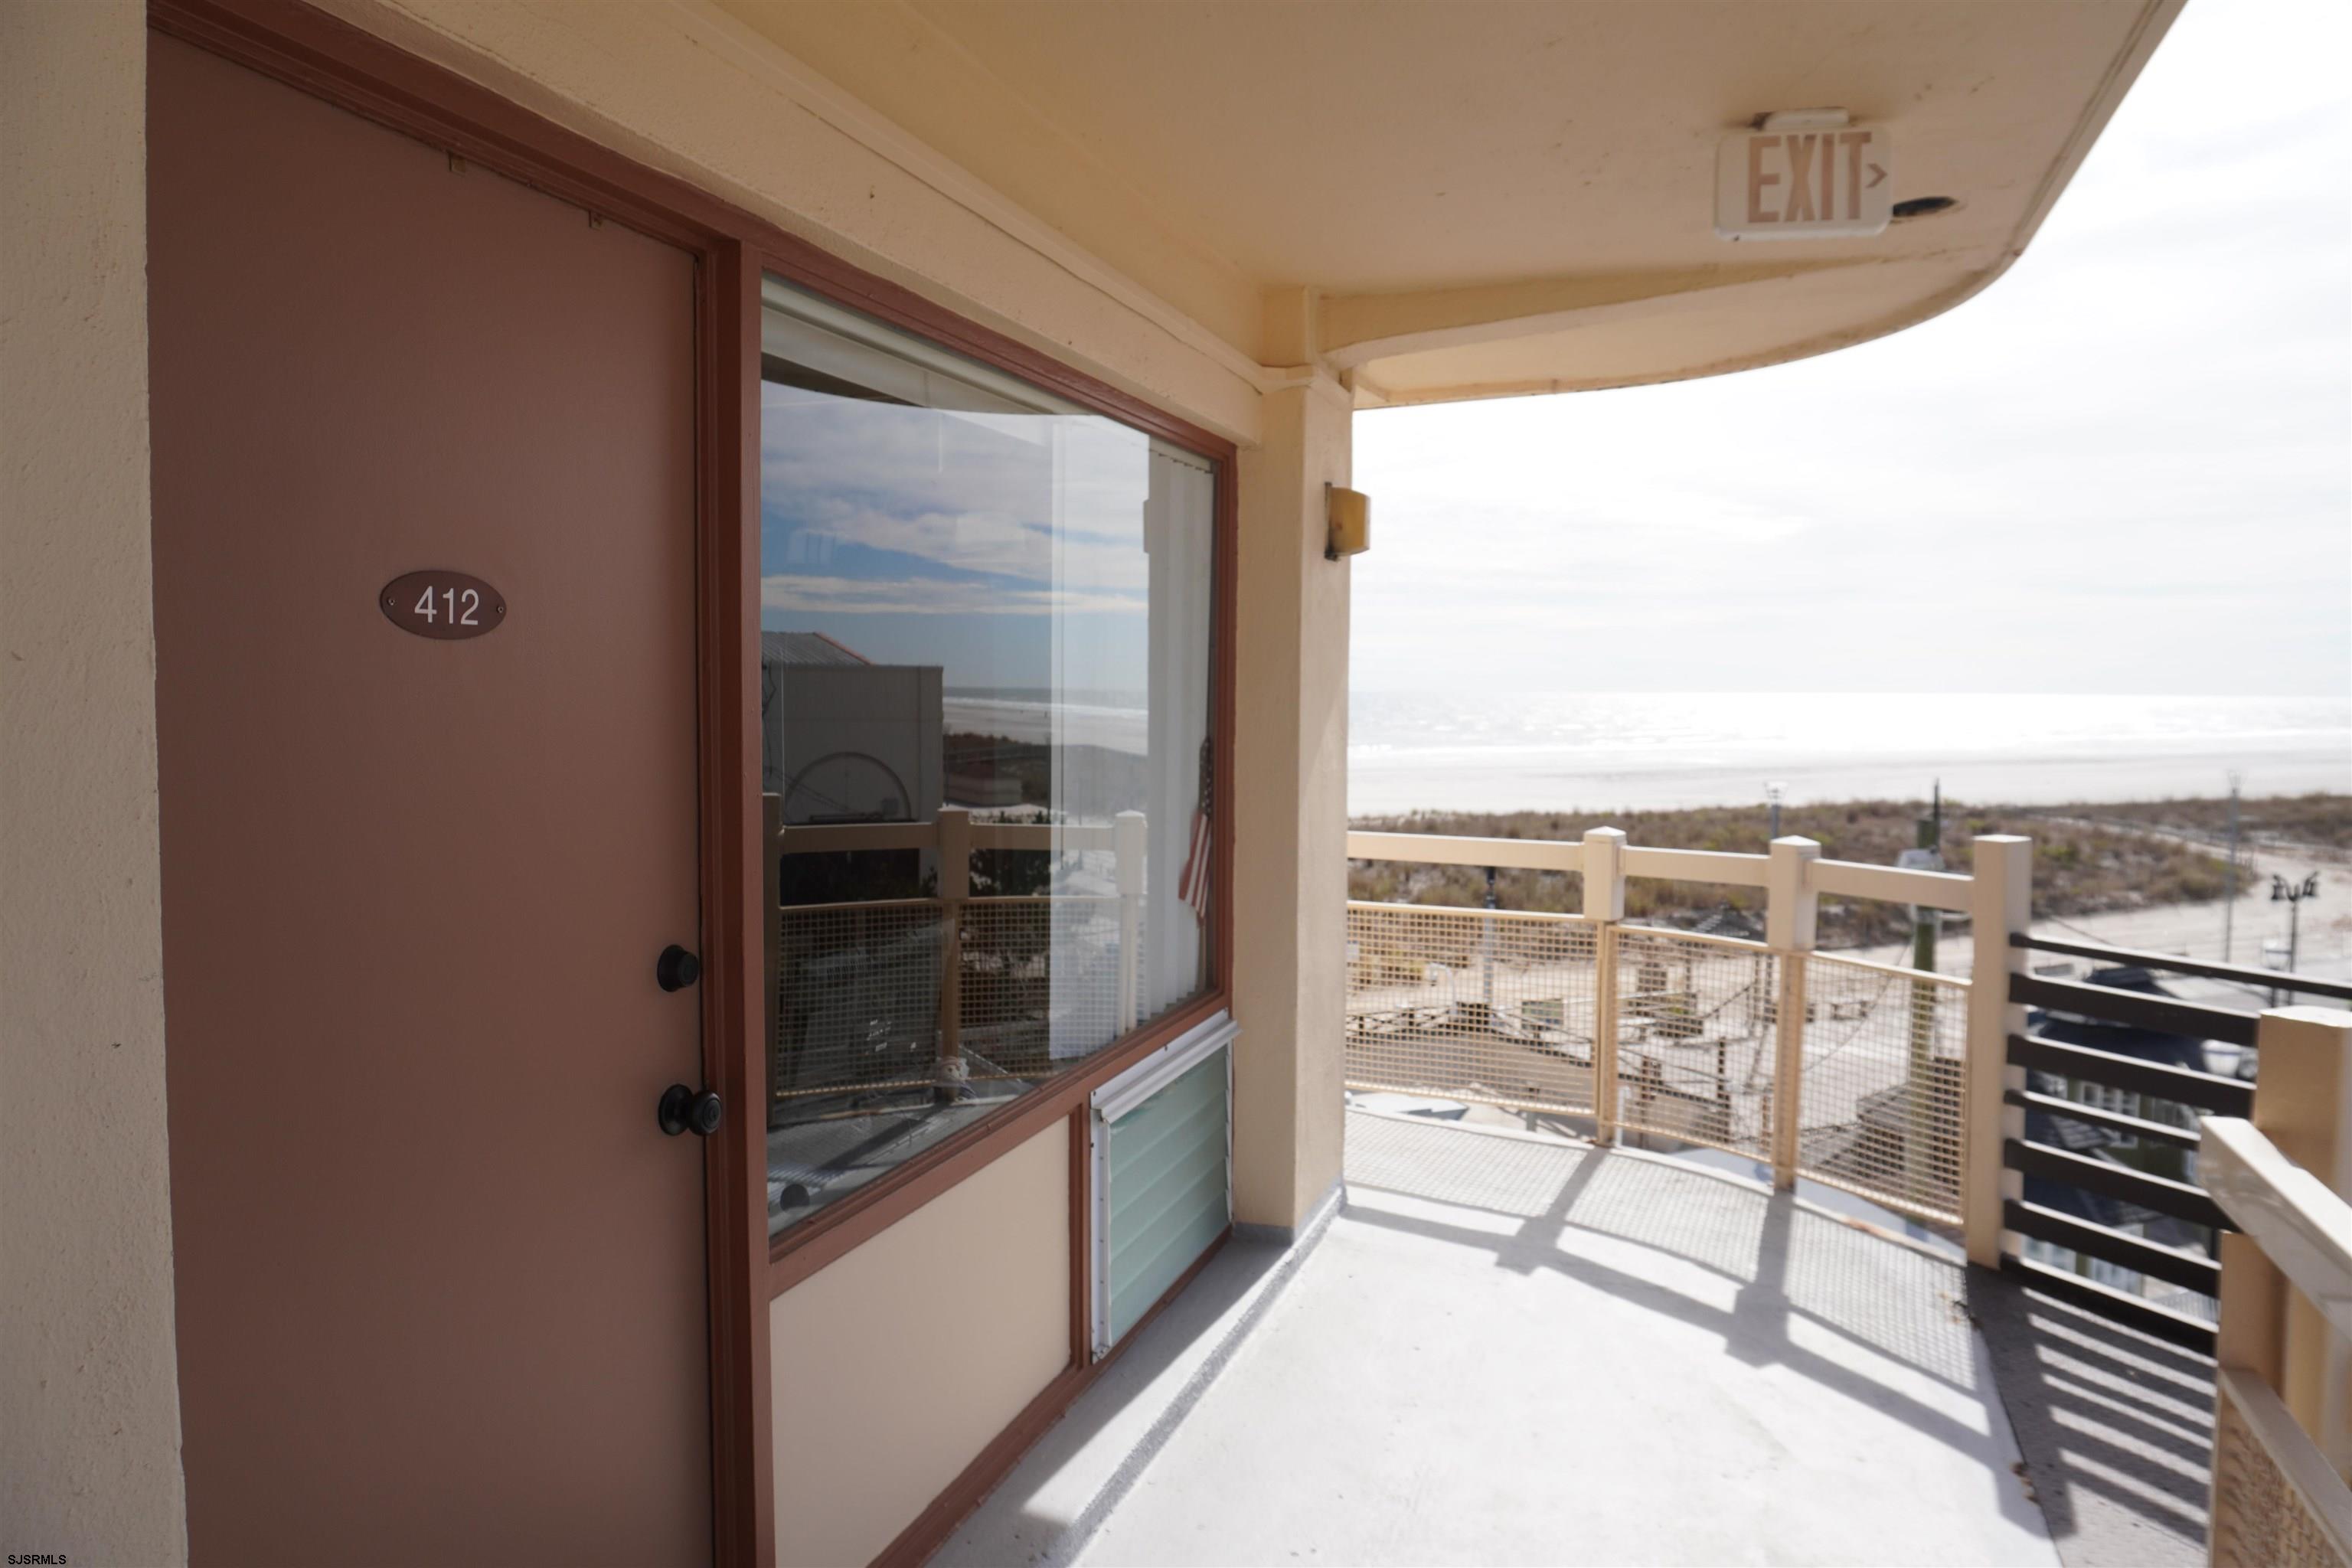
xmin=758 ymin=393 xmax=1155 ymax=593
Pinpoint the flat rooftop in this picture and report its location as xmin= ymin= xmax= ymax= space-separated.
xmin=946 ymin=1111 xmax=2223 ymax=1566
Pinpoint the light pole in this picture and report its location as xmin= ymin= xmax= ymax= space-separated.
xmin=2223 ymin=773 xmax=2241 ymax=962
xmin=1907 ymin=781 xmax=1944 ymax=975
xmin=1896 ymin=782 xmax=1945 ymax=1198
xmin=1766 ymin=782 xmax=1785 ymax=841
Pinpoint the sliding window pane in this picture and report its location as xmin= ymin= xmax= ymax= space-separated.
xmin=759 ymin=276 xmax=1214 ymax=1237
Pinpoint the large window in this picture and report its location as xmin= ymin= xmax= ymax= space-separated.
xmin=759 ymin=276 xmax=1217 ymax=1239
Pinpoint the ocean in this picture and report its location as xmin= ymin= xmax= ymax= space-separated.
xmin=1348 ymin=691 xmax=2352 ymax=815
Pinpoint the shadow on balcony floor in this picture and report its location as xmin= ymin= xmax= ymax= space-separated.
xmin=947 ymin=1110 xmax=2063 ymax=1566
xmin=1968 ymin=1267 xmax=2213 ymax=1568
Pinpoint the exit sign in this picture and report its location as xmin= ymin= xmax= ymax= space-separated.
xmin=1715 ymin=119 xmax=1893 ymax=240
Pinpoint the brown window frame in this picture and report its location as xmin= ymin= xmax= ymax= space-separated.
xmin=145 ymin=5 xmax=1239 ymax=1563
xmin=750 ymin=250 xmax=1238 ymax=1297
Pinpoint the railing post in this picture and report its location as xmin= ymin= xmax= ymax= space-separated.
xmin=935 ymin=808 xmax=969 ymax=1087
xmin=2245 ymin=1005 xmax=2352 ymax=1472
xmin=1583 ymin=827 xmax=1626 ymax=1144
xmin=1964 ymin=835 xmax=2032 ymax=1269
xmin=1766 ymin=836 xmax=1820 ymax=1191
xmin=1114 ymin=809 xmax=1147 ymax=1035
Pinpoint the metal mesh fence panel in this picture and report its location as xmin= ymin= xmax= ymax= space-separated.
xmin=1344 ymin=902 xmax=1599 ymax=1115
xmin=1610 ymin=926 xmax=1778 ymax=1161
xmin=773 ymin=893 xmax=1138 ymax=1106
xmin=773 ymin=899 xmax=949 ymax=1104
xmin=959 ymin=895 xmax=1131 ymax=1079
xmin=1795 ymin=952 xmax=1968 ymax=1225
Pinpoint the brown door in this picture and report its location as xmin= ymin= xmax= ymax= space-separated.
xmin=149 ymin=34 xmax=711 ymax=1565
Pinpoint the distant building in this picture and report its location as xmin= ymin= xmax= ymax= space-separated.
xmin=760 ymin=631 xmax=942 ymax=824
xmin=759 ymin=629 xmax=867 ymax=670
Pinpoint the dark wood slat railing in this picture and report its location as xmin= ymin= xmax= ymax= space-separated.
xmin=2008 ymin=973 xmax=2259 ymax=1047
xmin=2005 ymin=1033 xmax=2252 ymax=1116
xmin=2011 ymin=931 xmax=2352 ymax=1003
xmin=2003 ymin=1138 xmax=2233 ymax=1231
xmin=1991 ymin=929 xmax=2277 ymax=1354
xmin=2003 ymin=1087 xmax=2202 ymax=1151
xmin=2003 ymin=1199 xmax=2220 ymax=1295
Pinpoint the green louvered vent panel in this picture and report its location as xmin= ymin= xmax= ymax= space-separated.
xmin=1103 ymin=1047 xmax=1229 ymax=1348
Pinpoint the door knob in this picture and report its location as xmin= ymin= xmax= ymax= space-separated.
xmin=657 ymin=1083 xmax=723 ymax=1137
xmin=655 ymin=944 xmax=701 ymax=991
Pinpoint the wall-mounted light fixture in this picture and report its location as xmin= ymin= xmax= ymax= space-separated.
xmin=1325 ymin=484 xmax=1370 ymax=561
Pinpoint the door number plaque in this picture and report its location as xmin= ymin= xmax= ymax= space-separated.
xmin=381 ymin=570 xmax=505 ymax=640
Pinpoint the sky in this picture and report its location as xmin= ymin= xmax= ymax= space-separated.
xmin=1351 ymin=0 xmax=2352 ymax=698
xmin=759 ymin=379 xmax=1162 ymax=692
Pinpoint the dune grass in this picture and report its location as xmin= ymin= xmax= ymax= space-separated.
xmin=1346 ymin=795 xmax=2347 ymax=949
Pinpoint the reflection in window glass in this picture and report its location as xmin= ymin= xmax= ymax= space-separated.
xmin=760 ymin=276 xmax=1215 ymax=1238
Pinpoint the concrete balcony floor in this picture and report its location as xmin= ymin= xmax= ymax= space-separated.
xmin=942 ymin=1112 xmax=2204 ymax=1567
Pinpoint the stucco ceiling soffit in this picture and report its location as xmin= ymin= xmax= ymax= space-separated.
xmin=704 ymin=0 xmax=1264 ymax=357
xmin=713 ymin=0 xmax=2185 ymax=403
xmin=1318 ymin=258 xmax=1905 ymax=368
xmin=1354 ymin=262 xmax=2000 ymax=407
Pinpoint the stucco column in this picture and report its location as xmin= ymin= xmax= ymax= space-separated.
xmin=1227 ymin=376 xmax=1351 ymax=1233
xmin=2 ymin=5 xmax=189 ymax=1561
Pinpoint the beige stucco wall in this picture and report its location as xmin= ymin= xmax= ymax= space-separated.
xmin=1229 ymin=377 xmax=1352 ymax=1230
xmin=769 ymin=1121 xmax=1071 ymax=1567
xmin=0 ymin=5 xmax=188 ymax=1563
